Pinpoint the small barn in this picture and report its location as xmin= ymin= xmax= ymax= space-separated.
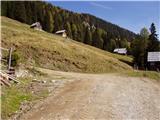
xmin=55 ymin=30 xmax=67 ymax=38
xmin=147 ymin=52 xmax=160 ymax=71
xmin=30 ymin=22 xmax=42 ymax=31
xmin=113 ymin=48 xmax=127 ymax=55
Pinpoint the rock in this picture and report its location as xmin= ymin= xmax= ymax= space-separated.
xmin=51 ymin=80 xmax=56 ymax=83
xmin=42 ymin=80 xmax=47 ymax=83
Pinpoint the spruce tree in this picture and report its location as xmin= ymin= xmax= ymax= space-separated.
xmin=84 ymin=27 xmax=92 ymax=45
xmin=44 ymin=9 xmax=54 ymax=33
xmin=1 ymin=1 xmax=8 ymax=16
xmin=25 ymin=2 xmax=33 ymax=24
xmin=65 ymin=22 xmax=72 ymax=38
xmin=54 ymin=14 xmax=62 ymax=32
xmin=148 ymin=23 xmax=160 ymax=51
xmin=71 ymin=24 xmax=78 ymax=40
xmin=13 ymin=1 xmax=26 ymax=23
xmin=92 ymin=28 xmax=103 ymax=49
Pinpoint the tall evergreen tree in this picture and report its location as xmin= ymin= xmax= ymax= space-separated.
xmin=84 ymin=27 xmax=92 ymax=45
xmin=120 ymin=38 xmax=128 ymax=48
xmin=106 ymin=39 xmax=117 ymax=52
xmin=25 ymin=2 xmax=33 ymax=24
xmin=65 ymin=22 xmax=72 ymax=38
xmin=148 ymin=23 xmax=160 ymax=51
xmin=54 ymin=14 xmax=62 ymax=32
xmin=44 ymin=9 xmax=54 ymax=33
xmin=1 ymin=1 xmax=7 ymax=16
xmin=13 ymin=1 xmax=27 ymax=23
xmin=71 ymin=24 xmax=78 ymax=40
xmin=92 ymin=28 xmax=104 ymax=49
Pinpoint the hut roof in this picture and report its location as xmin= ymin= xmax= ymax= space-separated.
xmin=113 ymin=48 xmax=127 ymax=54
xmin=55 ymin=30 xmax=66 ymax=34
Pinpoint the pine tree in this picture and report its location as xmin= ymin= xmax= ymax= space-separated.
xmin=71 ymin=24 xmax=78 ymax=40
xmin=36 ymin=1 xmax=45 ymax=25
xmin=44 ymin=9 xmax=54 ymax=33
xmin=148 ymin=23 xmax=160 ymax=51
xmin=13 ymin=1 xmax=27 ymax=23
xmin=25 ymin=2 xmax=33 ymax=24
xmin=106 ymin=39 xmax=117 ymax=52
xmin=92 ymin=28 xmax=103 ymax=49
xmin=65 ymin=22 xmax=72 ymax=38
xmin=54 ymin=14 xmax=62 ymax=32
xmin=84 ymin=27 xmax=92 ymax=45
xmin=1 ymin=1 xmax=8 ymax=16
xmin=120 ymin=39 xmax=128 ymax=48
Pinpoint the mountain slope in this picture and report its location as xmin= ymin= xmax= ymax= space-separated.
xmin=1 ymin=16 xmax=132 ymax=73
xmin=1 ymin=1 xmax=136 ymax=52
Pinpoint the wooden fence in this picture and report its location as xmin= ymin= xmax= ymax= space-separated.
xmin=0 ymin=47 xmax=19 ymax=86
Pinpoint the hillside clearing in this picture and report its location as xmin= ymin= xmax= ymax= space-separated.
xmin=1 ymin=16 xmax=132 ymax=73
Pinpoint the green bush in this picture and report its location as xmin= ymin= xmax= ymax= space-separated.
xmin=10 ymin=52 xmax=20 ymax=67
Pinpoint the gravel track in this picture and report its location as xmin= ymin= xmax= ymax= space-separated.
xmin=20 ymin=71 xmax=160 ymax=120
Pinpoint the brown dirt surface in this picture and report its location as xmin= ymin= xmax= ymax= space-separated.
xmin=19 ymin=70 xmax=160 ymax=120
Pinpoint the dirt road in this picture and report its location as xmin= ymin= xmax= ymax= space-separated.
xmin=20 ymin=71 xmax=160 ymax=120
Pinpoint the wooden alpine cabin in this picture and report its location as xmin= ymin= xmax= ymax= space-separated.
xmin=55 ymin=30 xmax=67 ymax=38
xmin=113 ymin=48 xmax=127 ymax=55
xmin=30 ymin=22 xmax=42 ymax=31
xmin=147 ymin=52 xmax=160 ymax=71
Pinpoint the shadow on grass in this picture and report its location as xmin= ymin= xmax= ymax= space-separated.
xmin=119 ymin=59 xmax=133 ymax=67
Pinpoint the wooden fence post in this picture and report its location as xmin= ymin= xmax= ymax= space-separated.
xmin=8 ymin=48 xmax=12 ymax=70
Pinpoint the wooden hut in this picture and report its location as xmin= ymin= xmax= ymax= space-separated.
xmin=55 ymin=30 xmax=67 ymax=38
xmin=30 ymin=22 xmax=42 ymax=31
xmin=113 ymin=48 xmax=127 ymax=55
xmin=147 ymin=52 xmax=160 ymax=71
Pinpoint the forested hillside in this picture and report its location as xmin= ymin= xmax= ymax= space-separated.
xmin=1 ymin=1 xmax=136 ymax=52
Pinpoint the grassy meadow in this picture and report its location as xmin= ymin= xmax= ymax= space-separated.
xmin=1 ymin=16 xmax=133 ymax=73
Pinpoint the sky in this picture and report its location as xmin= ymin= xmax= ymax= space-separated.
xmin=48 ymin=1 xmax=160 ymax=35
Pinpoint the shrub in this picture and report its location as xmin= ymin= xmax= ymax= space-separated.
xmin=10 ymin=52 xmax=20 ymax=67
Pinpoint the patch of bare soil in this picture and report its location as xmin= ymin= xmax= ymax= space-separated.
xmin=18 ymin=71 xmax=160 ymax=120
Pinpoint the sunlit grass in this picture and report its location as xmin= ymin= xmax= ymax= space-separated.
xmin=121 ymin=70 xmax=160 ymax=81
xmin=1 ymin=16 xmax=133 ymax=73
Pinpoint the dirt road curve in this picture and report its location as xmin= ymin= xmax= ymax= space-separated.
xmin=21 ymin=71 xmax=160 ymax=120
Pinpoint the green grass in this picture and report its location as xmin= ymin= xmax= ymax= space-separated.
xmin=1 ymin=78 xmax=32 ymax=119
xmin=122 ymin=71 xmax=160 ymax=81
xmin=1 ymin=76 xmax=49 ymax=119
xmin=1 ymin=16 xmax=133 ymax=73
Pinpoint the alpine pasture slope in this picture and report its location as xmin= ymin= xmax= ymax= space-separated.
xmin=1 ymin=16 xmax=132 ymax=73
